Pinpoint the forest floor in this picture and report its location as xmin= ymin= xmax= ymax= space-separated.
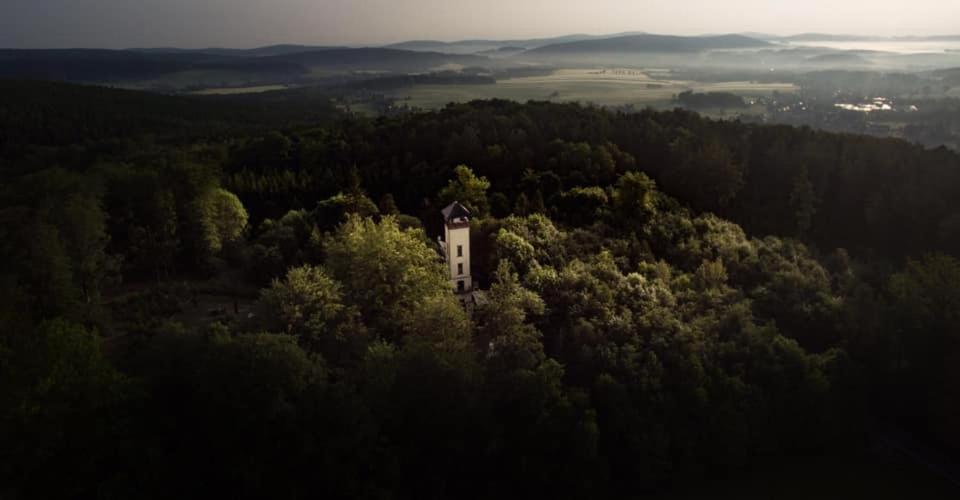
xmin=169 ymin=293 xmax=257 ymax=329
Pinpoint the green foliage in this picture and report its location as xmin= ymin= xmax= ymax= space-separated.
xmin=247 ymin=209 xmax=323 ymax=283
xmin=323 ymin=215 xmax=451 ymax=337
xmin=478 ymin=261 xmax=547 ymax=373
xmin=356 ymin=337 xmax=482 ymax=499
xmin=662 ymin=139 xmax=744 ymax=212
xmin=404 ymin=294 xmax=473 ymax=354
xmin=5 ymin=95 xmax=960 ymax=499
xmin=490 ymin=191 xmax=511 ymax=218
xmin=0 ymin=169 xmax=120 ymax=322
xmin=0 ymin=320 xmax=128 ymax=499
xmin=612 ymin=171 xmax=658 ymax=229
xmin=437 ymin=164 xmax=491 ymax=216
xmin=196 ymin=187 xmax=249 ymax=255
xmin=126 ymin=329 xmax=341 ymax=498
xmin=887 ymin=254 xmax=960 ymax=447
xmin=693 ymin=257 xmax=729 ymax=291
xmin=0 ymin=80 xmax=337 ymax=174
xmin=257 ymin=265 xmax=367 ymax=367
xmin=889 ymin=254 xmax=960 ymax=333
xmin=789 ymin=165 xmax=820 ymax=236
xmin=313 ymin=191 xmax=380 ymax=230
xmin=60 ymin=192 xmax=119 ymax=305
xmin=556 ymin=186 xmax=609 ymax=226
xmin=13 ymin=220 xmax=81 ymax=320
xmin=494 ymin=228 xmax=537 ymax=274
xmin=378 ymin=193 xmax=400 ymax=216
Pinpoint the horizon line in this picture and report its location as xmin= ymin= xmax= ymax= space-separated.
xmin=4 ymin=31 xmax=960 ymax=52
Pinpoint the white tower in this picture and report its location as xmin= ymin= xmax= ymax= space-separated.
xmin=441 ymin=201 xmax=473 ymax=293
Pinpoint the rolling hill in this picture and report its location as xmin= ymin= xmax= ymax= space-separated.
xmin=524 ymin=34 xmax=771 ymax=55
xmin=0 ymin=49 xmax=307 ymax=83
xmin=0 ymin=47 xmax=489 ymax=89
xmin=385 ymin=35 xmax=599 ymax=54
xmin=259 ymin=48 xmax=487 ymax=71
xmin=781 ymin=33 xmax=884 ymax=42
xmin=0 ymin=79 xmax=341 ymax=171
xmin=384 ymin=33 xmax=647 ymax=54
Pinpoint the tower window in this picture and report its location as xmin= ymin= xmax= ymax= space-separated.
xmin=458 ymin=263 xmax=464 ymax=275
xmin=457 ymin=245 xmax=463 ymax=257
xmin=457 ymin=280 xmax=465 ymax=292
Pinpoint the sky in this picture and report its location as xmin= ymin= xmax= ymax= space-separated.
xmin=2 ymin=0 xmax=960 ymax=49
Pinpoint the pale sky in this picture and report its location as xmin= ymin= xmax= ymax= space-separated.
xmin=2 ymin=0 xmax=959 ymax=49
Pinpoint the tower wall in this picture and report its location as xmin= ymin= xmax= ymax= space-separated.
xmin=445 ymin=223 xmax=472 ymax=292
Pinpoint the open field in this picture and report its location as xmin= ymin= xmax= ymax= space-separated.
xmin=388 ymin=68 xmax=798 ymax=109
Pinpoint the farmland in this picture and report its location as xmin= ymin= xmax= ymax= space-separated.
xmin=385 ymin=68 xmax=797 ymax=109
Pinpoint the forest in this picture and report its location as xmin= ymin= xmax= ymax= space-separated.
xmin=2 ymin=81 xmax=960 ymax=499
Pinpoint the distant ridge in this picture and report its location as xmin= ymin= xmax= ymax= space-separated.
xmin=736 ymin=32 xmax=781 ymax=41
xmin=476 ymin=46 xmax=527 ymax=56
xmin=257 ymin=47 xmax=486 ymax=70
xmin=779 ymin=33 xmax=960 ymax=43
xmin=782 ymin=33 xmax=884 ymax=42
xmin=524 ymin=34 xmax=770 ymax=55
xmin=384 ymin=32 xmax=647 ymax=54
xmin=126 ymin=45 xmax=342 ymax=58
xmin=385 ymin=40 xmax=456 ymax=51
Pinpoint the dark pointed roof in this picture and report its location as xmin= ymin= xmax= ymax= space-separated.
xmin=441 ymin=201 xmax=471 ymax=222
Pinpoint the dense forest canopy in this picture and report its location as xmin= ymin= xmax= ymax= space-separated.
xmin=2 ymin=82 xmax=959 ymax=498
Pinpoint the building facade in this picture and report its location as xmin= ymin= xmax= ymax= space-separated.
xmin=440 ymin=201 xmax=473 ymax=293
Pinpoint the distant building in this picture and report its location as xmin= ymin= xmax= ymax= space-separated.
xmin=439 ymin=201 xmax=473 ymax=294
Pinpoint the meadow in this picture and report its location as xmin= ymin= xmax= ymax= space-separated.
xmin=388 ymin=68 xmax=798 ymax=108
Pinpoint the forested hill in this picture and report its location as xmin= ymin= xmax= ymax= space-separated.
xmin=3 ymin=86 xmax=960 ymax=498
xmin=9 ymin=83 xmax=959 ymax=260
xmin=236 ymin=98 xmax=960 ymax=261
xmin=0 ymin=47 xmax=487 ymax=87
xmin=0 ymin=80 xmax=339 ymax=176
xmin=0 ymin=49 xmax=306 ymax=82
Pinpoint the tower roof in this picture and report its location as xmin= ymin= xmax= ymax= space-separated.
xmin=441 ymin=201 xmax=471 ymax=222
